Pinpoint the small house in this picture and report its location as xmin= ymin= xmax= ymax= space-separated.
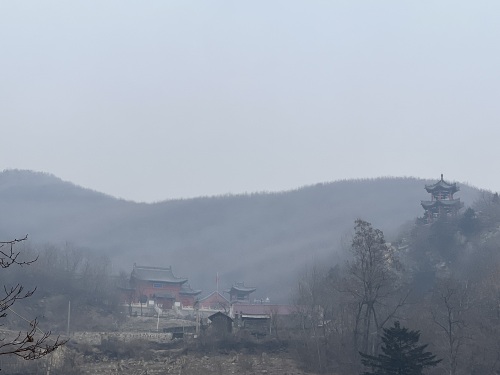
xmin=208 ymin=311 xmax=233 ymax=335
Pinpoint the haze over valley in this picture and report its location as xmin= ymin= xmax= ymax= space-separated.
xmin=2 ymin=1 xmax=500 ymax=373
xmin=0 ymin=169 xmax=481 ymax=301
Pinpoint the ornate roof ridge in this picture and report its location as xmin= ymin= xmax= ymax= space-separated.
xmin=424 ymin=174 xmax=459 ymax=193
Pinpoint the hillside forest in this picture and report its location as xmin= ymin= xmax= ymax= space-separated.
xmin=0 ymin=170 xmax=480 ymax=301
xmin=294 ymin=194 xmax=500 ymax=374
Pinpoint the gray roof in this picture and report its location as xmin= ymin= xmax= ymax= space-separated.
xmin=226 ymin=282 xmax=257 ymax=294
xmin=425 ymin=175 xmax=459 ymax=194
xmin=179 ymin=284 xmax=202 ymax=296
xmin=199 ymin=291 xmax=230 ymax=304
xmin=421 ymin=199 xmax=462 ymax=209
xmin=208 ymin=311 xmax=233 ymax=321
xmin=131 ymin=265 xmax=188 ymax=284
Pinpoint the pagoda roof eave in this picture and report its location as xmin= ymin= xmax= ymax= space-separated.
xmin=225 ymin=282 xmax=257 ymax=295
xmin=425 ymin=180 xmax=459 ymax=194
xmin=421 ymin=199 xmax=462 ymax=209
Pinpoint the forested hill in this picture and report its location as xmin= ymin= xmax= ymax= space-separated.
xmin=0 ymin=170 xmax=481 ymax=301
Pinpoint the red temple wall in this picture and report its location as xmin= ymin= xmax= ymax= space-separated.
xmin=157 ymin=299 xmax=174 ymax=310
xmin=132 ymin=280 xmax=182 ymax=301
xmin=179 ymin=295 xmax=196 ymax=307
xmin=199 ymin=293 xmax=230 ymax=310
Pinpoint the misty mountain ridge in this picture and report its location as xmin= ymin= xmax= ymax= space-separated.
xmin=0 ymin=169 xmax=482 ymax=301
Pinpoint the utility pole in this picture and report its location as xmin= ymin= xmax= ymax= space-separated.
xmin=196 ymin=303 xmax=200 ymax=335
xmin=157 ymin=310 xmax=160 ymax=332
xmin=67 ymin=300 xmax=71 ymax=337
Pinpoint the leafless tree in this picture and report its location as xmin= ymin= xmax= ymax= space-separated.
xmin=0 ymin=236 xmax=66 ymax=364
xmin=472 ymin=191 xmax=500 ymax=229
xmin=293 ymin=263 xmax=356 ymax=373
xmin=346 ymin=219 xmax=408 ymax=356
xmin=268 ymin=306 xmax=281 ymax=338
xmin=431 ymin=278 xmax=472 ymax=375
xmin=293 ymin=264 xmax=327 ymax=371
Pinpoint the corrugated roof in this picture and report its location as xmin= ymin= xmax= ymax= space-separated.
xmin=241 ymin=314 xmax=269 ymax=319
xmin=232 ymin=303 xmax=295 ymax=316
xmin=131 ymin=265 xmax=187 ymax=284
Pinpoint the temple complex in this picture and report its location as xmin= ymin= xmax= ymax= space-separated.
xmin=421 ymin=174 xmax=463 ymax=223
xmin=120 ymin=270 xmax=295 ymax=336
xmin=129 ymin=264 xmax=201 ymax=308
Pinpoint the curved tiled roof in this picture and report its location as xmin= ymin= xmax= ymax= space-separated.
xmin=131 ymin=265 xmax=188 ymax=284
xmin=425 ymin=175 xmax=459 ymax=194
xmin=179 ymin=284 xmax=202 ymax=296
xmin=226 ymin=282 xmax=257 ymax=294
xmin=421 ymin=199 xmax=462 ymax=209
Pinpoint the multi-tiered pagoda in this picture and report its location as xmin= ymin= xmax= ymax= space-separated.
xmin=421 ymin=174 xmax=463 ymax=223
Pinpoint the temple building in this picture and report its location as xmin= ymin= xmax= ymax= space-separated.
xmin=179 ymin=284 xmax=203 ymax=307
xmin=129 ymin=264 xmax=201 ymax=309
xmin=226 ymin=282 xmax=256 ymax=303
xmin=421 ymin=174 xmax=463 ymax=223
xmin=198 ymin=291 xmax=230 ymax=311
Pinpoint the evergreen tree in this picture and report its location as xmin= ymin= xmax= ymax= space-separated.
xmin=360 ymin=321 xmax=441 ymax=375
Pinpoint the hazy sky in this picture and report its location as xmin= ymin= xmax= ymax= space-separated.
xmin=1 ymin=1 xmax=499 ymax=202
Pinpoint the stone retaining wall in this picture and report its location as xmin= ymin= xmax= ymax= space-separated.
xmin=72 ymin=331 xmax=173 ymax=345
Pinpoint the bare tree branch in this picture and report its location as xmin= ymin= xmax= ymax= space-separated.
xmin=0 ymin=235 xmax=66 ymax=367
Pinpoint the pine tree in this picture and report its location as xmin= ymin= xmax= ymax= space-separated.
xmin=360 ymin=321 xmax=441 ymax=375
